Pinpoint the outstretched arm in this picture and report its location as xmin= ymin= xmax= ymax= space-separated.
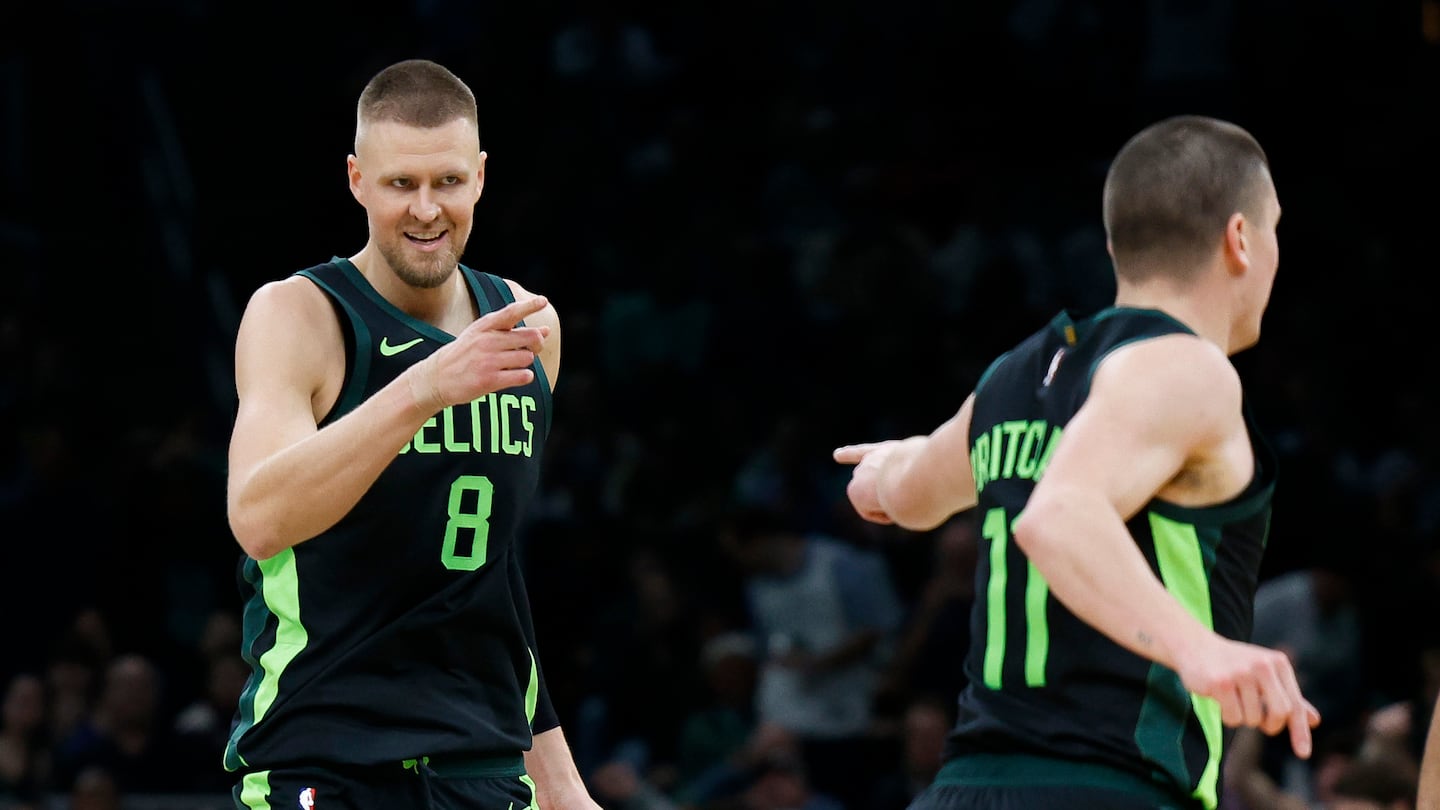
xmin=833 ymin=394 xmax=979 ymax=530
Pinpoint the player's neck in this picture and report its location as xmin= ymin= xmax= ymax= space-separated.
xmin=1113 ymin=283 xmax=1233 ymax=353
xmin=349 ymin=248 xmax=470 ymax=327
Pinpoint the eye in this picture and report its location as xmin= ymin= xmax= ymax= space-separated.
xmin=390 ymin=178 xmax=412 ymax=189
xmin=440 ymin=176 xmax=461 ymax=186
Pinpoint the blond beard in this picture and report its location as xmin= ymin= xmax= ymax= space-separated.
xmin=378 ymin=236 xmax=466 ymax=289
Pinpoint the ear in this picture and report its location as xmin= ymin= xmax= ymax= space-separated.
xmin=1222 ymin=212 xmax=1250 ymax=276
xmin=347 ymin=154 xmax=363 ymax=204
xmin=474 ymin=150 xmax=488 ymax=201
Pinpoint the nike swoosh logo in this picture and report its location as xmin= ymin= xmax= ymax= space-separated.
xmin=379 ymin=336 xmax=423 ymax=356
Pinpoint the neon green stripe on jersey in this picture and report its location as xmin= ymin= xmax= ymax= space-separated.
xmin=252 ymin=550 xmax=310 ymax=726
xmin=227 ymin=550 xmax=310 ymax=771
xmin=239 ymin=771 xmax=271 ymax=809
xmin=526 ymin=648 xmax=539 ymax=725
xmin=1149 ymin=512 xmax=1223 ymax=810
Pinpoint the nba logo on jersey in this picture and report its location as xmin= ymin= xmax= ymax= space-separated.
xmin=298 ymin=788 xmax=316 ymax=809
xmin=1042 ymin=347 xmax=1066 ymax=387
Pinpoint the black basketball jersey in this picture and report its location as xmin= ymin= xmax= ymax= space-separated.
xmin=224 ymin=258 xmax=557 ymax=774
xmin=947 ymin=307 xmax=1277 ymax=810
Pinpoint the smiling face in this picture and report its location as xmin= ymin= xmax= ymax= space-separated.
xmin=348 ymin=117 xmax=485 ymax=289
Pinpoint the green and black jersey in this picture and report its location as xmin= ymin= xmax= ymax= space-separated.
xmin=224 ymin=258 xmax=557 ymax=774
xmin=947 ymin=307 xmax=1276 ymax=810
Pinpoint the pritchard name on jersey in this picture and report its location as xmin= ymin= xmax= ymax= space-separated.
xmin=971 ymin=419 xmax=1063 ymax=494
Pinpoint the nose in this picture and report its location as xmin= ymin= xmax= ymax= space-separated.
xmin=411 ymin=192 xmax=441 ymax=222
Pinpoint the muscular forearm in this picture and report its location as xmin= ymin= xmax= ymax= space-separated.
xmin=229 ymin=370 xmax=433 ymax=559
xmin=1012 ymin=491 xmax=1212 ymax=672
xmin=525 ymin=726 xmax=592 ymax=809
xmin=877 ymin=436 xmax=971 ymax=530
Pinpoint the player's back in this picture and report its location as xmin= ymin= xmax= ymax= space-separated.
xmin=947 ymin=307 xmax=1276 ymax=810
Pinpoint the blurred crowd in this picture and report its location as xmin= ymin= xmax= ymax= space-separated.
xmin=2 ymin=1 xmax=1438 ymax=808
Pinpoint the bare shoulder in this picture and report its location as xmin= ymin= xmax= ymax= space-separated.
xmin=1093 ymin=334 xmax=1242 ymax=436
xmin=234 ymin=275 xmax=344 ymax=397
xmin=503 ymin=277 xmax=559 ymax=333
xmin=1104 ymin=332 xmax=1234 ymax=374
xmin=241 ymin=275 xmax=336 ymax=332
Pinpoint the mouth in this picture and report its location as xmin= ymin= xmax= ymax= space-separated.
xmin=404 ymin=230 xmax=448 ymax=251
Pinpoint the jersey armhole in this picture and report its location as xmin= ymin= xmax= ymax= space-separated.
xmin=296 ymin=268 xmax=371 ymax=423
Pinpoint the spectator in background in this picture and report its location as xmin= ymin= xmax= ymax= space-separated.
xmin=737 ymin=746 xmax=845 ymax=810
xmin=1326 ymin=758 xmax=1416 ymax=809
xmin=722 ymin=506 xmax=904 ymax=807
xmin=1252 ymin=556 xmax=1365 ymax=728
xmin=670 ymin=632 xmax=761 ymax=806
xmin=51 ymin=654 xmax=175 ymax=793
xmin=1366 ymin=635 xmax=1440 ymax=810
xmin=876 ymin=514 xmax=978 ymax=709
xmin=0 ymin=672 xmax=51 ymax=802
xmin=675 ymin=633 xmax=759 ymax=787
xmin=67 ymin=766 xmax=121 ymax=810
xmin=581 ymin=547 xmax=702 ymax=790
xmin=170 ymin=653 xmax=248 ymax=791
xmin=866 ymin=694 xmax=953 ymax=810
xmin=42 ymin=626 xmax=107 ymax=771
xmin=1244 ymin=547 xmax=1367 ymax=802
xmin=162 ymin=608 xmax=247 ymax=790
xmin=588 ymin=760 xmax=681 ymax=810
xmin=40 ymin=608 xmax=115 ymax=754
xmin=1225 ymin=721 xmax=1363 ymax=809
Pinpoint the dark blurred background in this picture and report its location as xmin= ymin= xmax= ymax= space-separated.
xmin=2 ymin=1 xmax=1438 ymax=808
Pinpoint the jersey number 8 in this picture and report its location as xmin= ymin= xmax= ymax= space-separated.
xmin=442 ymin=474 xmax=494 ymax=571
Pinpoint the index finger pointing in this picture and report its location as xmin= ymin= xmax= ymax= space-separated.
xmin=833 ymin=444 xmax=876 ymax=464
xmin=1277 ymin=663 xmax=1317 ymax=759
xmin=1288 ymin=705 xmax=1314 ymax=759
xmin=482 ymin=295 xmax=549 ymax=328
